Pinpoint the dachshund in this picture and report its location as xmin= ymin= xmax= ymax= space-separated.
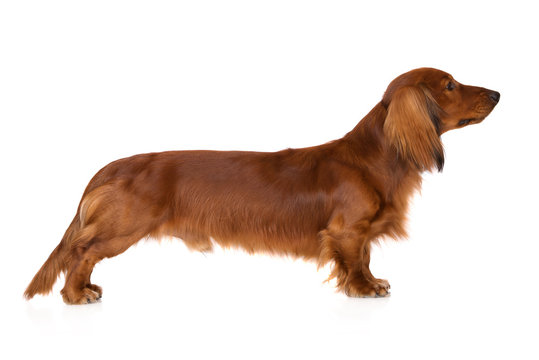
xmin=24 ymin=68 xmax=500 ymax=304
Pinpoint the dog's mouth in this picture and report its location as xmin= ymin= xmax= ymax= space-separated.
xmin=461 ymin=101 xmax=498 ymax=127
xmin=458 ymin=117 xmax=483 ymax=127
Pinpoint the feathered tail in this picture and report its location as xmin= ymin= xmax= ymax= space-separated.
xmin=23 ymin=216 xmax=80 ymax=299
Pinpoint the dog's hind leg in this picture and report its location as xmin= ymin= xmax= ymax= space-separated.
xmin=61 ymin=232 xmax=145 ymax=304
xmin=61 ymin=244 xmax=102 ymax=305
xmin=60 ymin=180 xmax=161 ymax=304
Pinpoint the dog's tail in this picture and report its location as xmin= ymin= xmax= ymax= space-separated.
xmin=23 ymin=215 xmax=80 ymax=300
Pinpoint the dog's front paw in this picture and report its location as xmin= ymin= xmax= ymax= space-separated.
xmin=86 ymin=284 xmax=103 ymax=299
xmin=344 ymin=277 xmax=390 ymax=298
xmin=374 ymin=278 xmax=390 ymax=293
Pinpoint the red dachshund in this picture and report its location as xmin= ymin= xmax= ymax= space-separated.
xmin=25 ymin=68 xmax=499 ymax=304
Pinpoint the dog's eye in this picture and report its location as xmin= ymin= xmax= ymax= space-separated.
xmin=446 ymin=81 xmax=456 ymax=91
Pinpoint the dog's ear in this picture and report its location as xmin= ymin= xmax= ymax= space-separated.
xmin=383 ymin=85 xmax=444 ymax=172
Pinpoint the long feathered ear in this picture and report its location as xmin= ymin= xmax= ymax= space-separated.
xmin=383 ymin=85 xmax=444 ymax=172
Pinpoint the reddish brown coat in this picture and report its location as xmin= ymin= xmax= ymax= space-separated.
xmin=24 ymin=68 xmax=499 ymax=303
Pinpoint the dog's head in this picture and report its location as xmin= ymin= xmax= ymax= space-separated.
xmin=381 ymin=67 xmax=499 ymax=172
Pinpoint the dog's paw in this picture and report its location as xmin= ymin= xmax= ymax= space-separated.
xmin=86 ymin=284 xmax=103 ymax=299
xmin=374 ymin=278 xmax=390 ymax=293
xmin=344 ymin=278 xmax=391 ymax=298
xmin=61 ymin=287 xmax=101 ymax=305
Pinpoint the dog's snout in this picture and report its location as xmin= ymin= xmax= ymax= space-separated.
xmin=488 ymin=91 xmax=500 ymax=104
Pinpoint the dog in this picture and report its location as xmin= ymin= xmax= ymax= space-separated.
xmin=24 ymin=68 xmax=499 ymax=304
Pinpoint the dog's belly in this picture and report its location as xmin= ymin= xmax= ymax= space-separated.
xmin=158 ymin=186 xmax=329 ymax=258
xmin=120 ymin=150 xmax=332 ymax=258
xmin=90 ymin=150 xmax=340 ymax=258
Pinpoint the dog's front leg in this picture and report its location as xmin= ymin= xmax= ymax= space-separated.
xmin=319 ymin=216 xmax=390 ymax=298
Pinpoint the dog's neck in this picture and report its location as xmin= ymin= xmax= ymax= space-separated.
xmin=337 ymin=102 xmax=423 ymax=203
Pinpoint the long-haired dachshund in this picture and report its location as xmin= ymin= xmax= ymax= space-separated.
xmin=25 ymin=68 xmax=499 ymax=304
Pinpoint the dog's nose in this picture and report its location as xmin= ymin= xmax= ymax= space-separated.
xmin=489 ymin=91 xmax=500 ymax=104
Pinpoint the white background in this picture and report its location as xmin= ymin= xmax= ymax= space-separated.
xmin=1 ymin=1 xmax=538 ymax=359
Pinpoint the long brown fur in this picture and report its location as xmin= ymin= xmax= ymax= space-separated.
xmin=24 ymin=68 xmax=499 ymax=304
